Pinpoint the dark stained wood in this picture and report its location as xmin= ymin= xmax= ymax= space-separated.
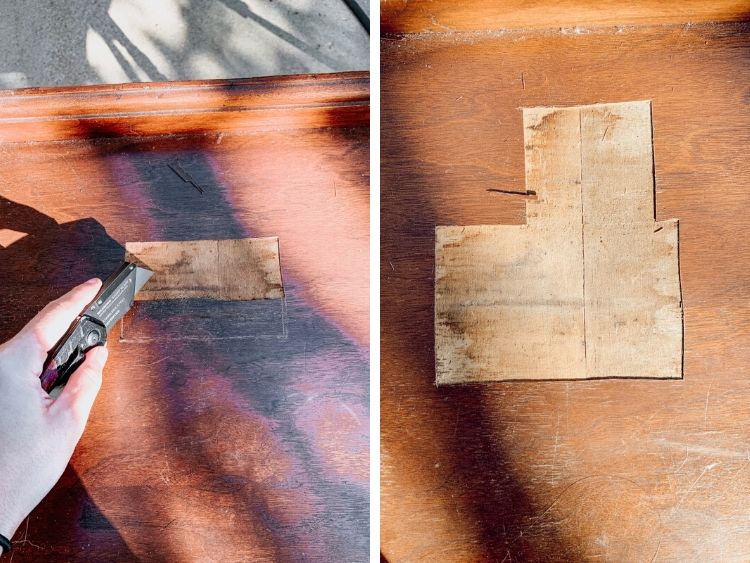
xmin=0 ymin=73 xmax=369 ymax=561
xmin=381 ymin=21 xmax=750 ymax=562
xmin=382 ymin=0 xmax=750 ymax=34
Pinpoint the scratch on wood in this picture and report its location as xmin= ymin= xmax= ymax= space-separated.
xmin=673 ymin=447 xmax=689 ymax=474
xmin=167 ymin=160 xmax=205 ymax=194
xmin=15 ymin=517 xmax=42 ymax=550
xmin=704 ymin=383 xmax=712 ymax=427
xmin=670 ymin=463 xmax=719 ymax=514
xmin=654 ymin=438 xmax=745 ymax=459
xmin=486 ymin=188 xmax=536 ymax=196
xmin=341 ymin=403 xmax=360 ymax=426
xmin=147 ymin=356 xmax=172 ymax=366
xmin=649 ymin=536 xmax=662 ymax=563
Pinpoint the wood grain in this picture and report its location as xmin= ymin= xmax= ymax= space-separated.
xmin=435 ymin=101 xmax=681 ymax=383
xmin=125 ymin=238 xmax=284 ymax=301
xmin=382 ymin=0 xmax=750 ymax=34
xmin=0 ymin=73 xmax=369 ymax=562
xmin=0 ymin=72 xmax=369 ymax=142
xmin=579 ymin=103 xmax=681 ymax=379
xmin=382 ymin=21 xmax=750 ymax=562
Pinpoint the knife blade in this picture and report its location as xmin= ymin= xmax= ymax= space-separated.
xmin=39 ymin=262 xmax=153 ymax=392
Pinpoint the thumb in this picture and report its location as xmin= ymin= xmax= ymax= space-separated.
xmin=51 ymin=346 xmax=108 ymax=429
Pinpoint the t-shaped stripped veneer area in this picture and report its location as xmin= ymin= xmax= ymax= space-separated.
xmin=435 ymin=101 xmax=682 ymax=383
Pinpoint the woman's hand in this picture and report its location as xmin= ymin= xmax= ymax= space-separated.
xmin=0 ymin=279 xmax=108 ymax=541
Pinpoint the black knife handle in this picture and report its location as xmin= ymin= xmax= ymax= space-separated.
xmin=39 ymin=315 xmax=108 ymax=393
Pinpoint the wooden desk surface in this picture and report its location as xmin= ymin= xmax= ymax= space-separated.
xmin=381 ymin=19 xmax=750 ymax=562
xmin=0 ymin=72 xmax=369 ymax=561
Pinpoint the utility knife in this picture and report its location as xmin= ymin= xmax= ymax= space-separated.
xmin=39 ymin=262 xmax=153 ymax=392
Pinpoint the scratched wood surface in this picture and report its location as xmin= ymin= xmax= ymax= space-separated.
xmin=0 ymin=72 xmax=369 ymax=562
xmin=435 ymin=102 xmax=682 ymax=383
xmin=381 ymin=20 xmax=750 ymax=562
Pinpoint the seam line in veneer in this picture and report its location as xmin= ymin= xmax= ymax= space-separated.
xmin=579 ymin=108 xmax=588 ymax=374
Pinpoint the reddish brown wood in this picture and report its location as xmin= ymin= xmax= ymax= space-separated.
xmin=381 ymin=21 xmax=750 ymax=562
xmin=0 ymin=73 xmax=369 ymax=142
xmin=382 ymin=0 xmax=750 ymax=34
xmin=0 ymin=73 xmax=369 ymax=561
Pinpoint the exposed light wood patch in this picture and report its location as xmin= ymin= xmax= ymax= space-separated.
xmin=435 ymin=101 xmax=682 ymax=383
xmin=125 ymin=237 xmax=284 ymax=301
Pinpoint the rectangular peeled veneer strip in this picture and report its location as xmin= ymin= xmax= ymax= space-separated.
xmin=125 ymin=238 xmax=284 ymax=301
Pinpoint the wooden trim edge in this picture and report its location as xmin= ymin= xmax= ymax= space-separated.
xmin=381 ymin=1 xmax=750 ymax=35
xmin=0 ymin=71 xmax=369 ymax=142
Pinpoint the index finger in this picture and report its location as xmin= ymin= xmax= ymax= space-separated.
xmin=13 ymin=278 xmax=102 ymax=367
